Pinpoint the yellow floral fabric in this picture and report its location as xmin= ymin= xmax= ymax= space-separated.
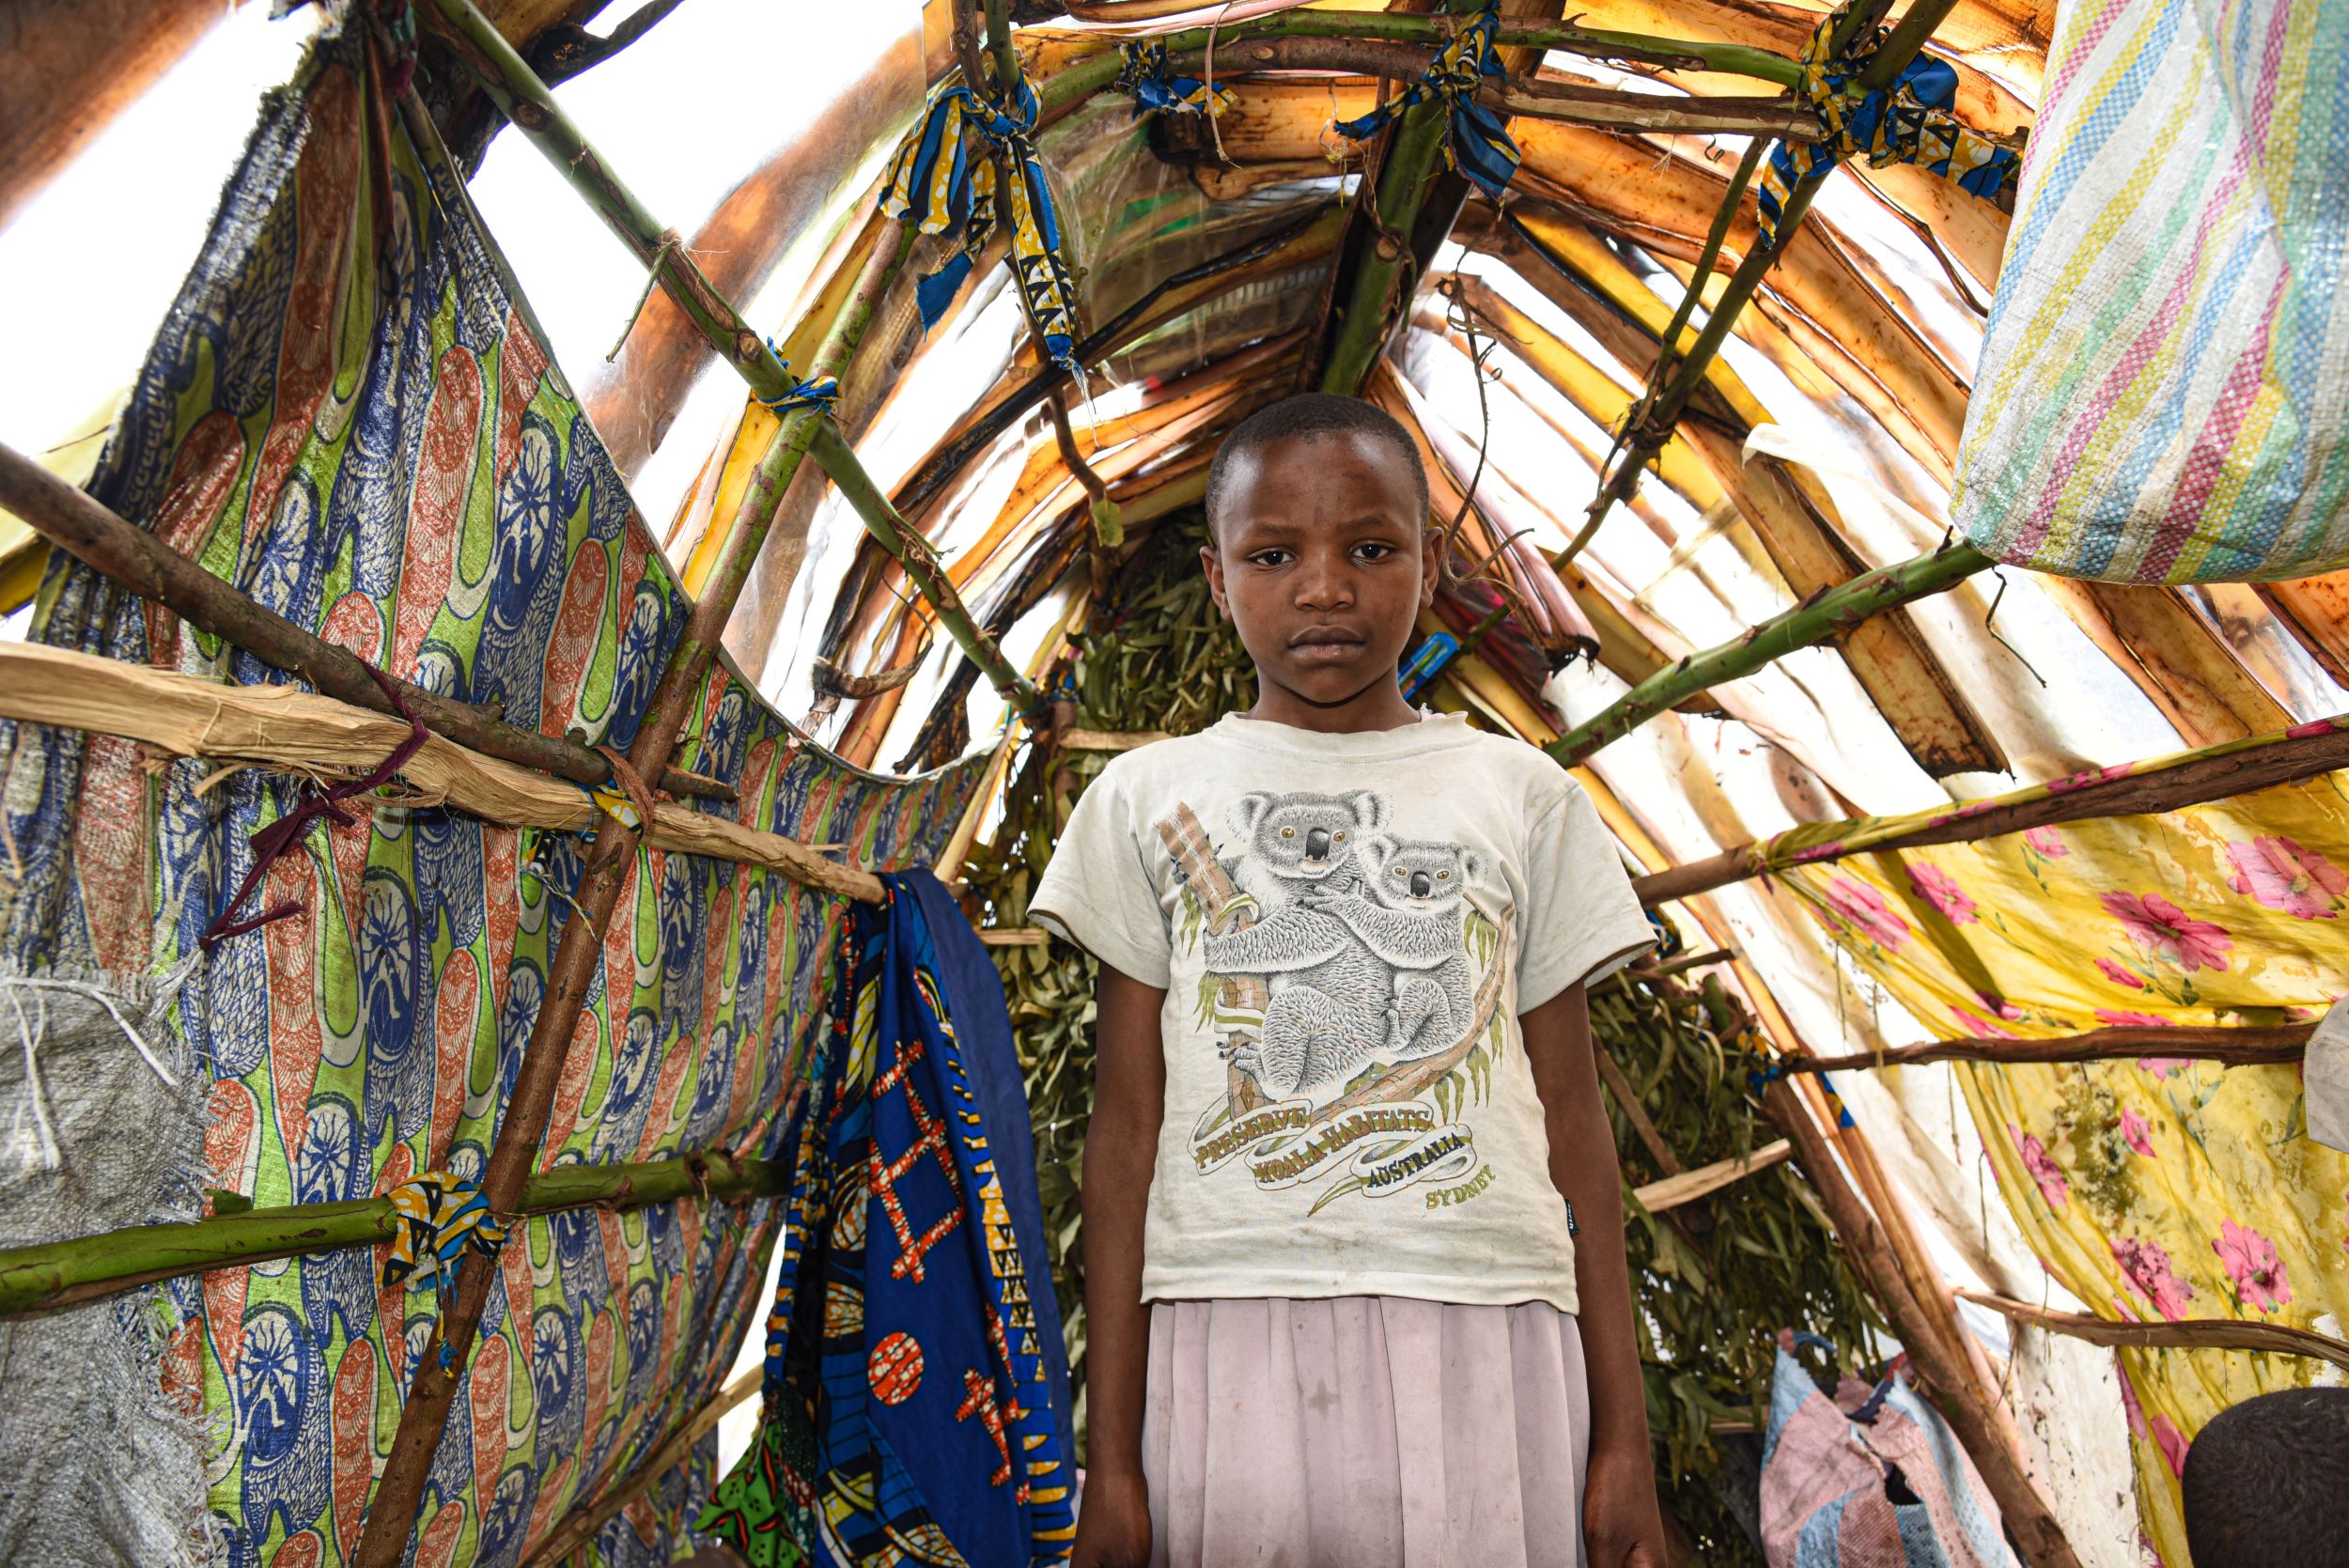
xmin=1772 ymin=755 xmax=2349 ymax=1564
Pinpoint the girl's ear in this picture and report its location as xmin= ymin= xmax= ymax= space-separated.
xmin=1202 ymin=537 xmax=1230 ymax=621
xmin=1418 ymin=520 xmax=1439 ymax=610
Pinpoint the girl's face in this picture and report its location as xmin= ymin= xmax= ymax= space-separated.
xmin=1201 ymin=430 xmax=1437 ymax=723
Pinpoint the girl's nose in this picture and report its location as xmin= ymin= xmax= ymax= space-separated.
xmin=1295 ymin=552 xmax=1354 ymax=610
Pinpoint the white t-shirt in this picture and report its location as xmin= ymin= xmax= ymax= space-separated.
xmin=1030 ymin=710 xmax=1653 ymax=1312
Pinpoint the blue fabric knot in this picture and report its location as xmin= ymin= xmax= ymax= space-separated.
xmin=1758 ymin=6 xmax=2021 ymax=244
xmin=1112 ymin=39 xmax=1236 ymax=119
xmin=878 ymin=68 xmax=1082 ymax=371
xmin=754 ymin=340 xmax=841 ymax=415
xmin=1331 ymin=1 xmax=1520 ymax=202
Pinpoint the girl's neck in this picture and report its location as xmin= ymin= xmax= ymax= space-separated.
xmin=1242 ymin=675 xmax=1423 ymax=735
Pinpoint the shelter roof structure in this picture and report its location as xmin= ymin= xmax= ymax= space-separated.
xmin=2 ymin=1 xmax=2344 ymax=1564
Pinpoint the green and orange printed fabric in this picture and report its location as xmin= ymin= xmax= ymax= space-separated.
xmin=0 ymin=29 xmax=984 ymax=1568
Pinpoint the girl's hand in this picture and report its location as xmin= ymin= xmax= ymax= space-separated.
xmin=1071 ymin=1467 xmax=1153 ymax=1568
xmin=1583 ymin=1442 xmax=1670 ymax=1568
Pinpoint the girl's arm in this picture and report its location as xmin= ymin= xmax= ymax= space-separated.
xmin=1069 ymin=963 xmax=1167 ymax=1568
xmin=1522 ymin=982 xmax=1668 ymax=1568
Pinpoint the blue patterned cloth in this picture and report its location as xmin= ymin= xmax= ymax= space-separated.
xmin=1757 ymin=9 xmax=2021 ymax=244
xmin=1112 ymin=39 xmax=1236 ymax=120
xmin=700 ymin=872 xmax=1075 ymax=1565
xmin=879 ymin=70 xmax=1082 ymax=368
xmin=1331 ymin=1 xmax=1521 ymax=201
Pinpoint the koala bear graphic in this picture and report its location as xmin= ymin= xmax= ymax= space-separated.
xmin=1330 ymin=835 xmax=1484 ymax=1063
xmin=1201 ymin=790 xmax=1393 ymax=1103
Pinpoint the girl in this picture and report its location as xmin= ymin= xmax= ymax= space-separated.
xmin=1033 ymin=394 xmax=1667 ymax=1568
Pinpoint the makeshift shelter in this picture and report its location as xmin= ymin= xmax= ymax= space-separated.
xmin=0 ymin=0 xmax=2343 ymax=1564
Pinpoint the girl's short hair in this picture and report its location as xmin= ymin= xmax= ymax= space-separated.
xmin=1204 ymin=394 xmax=1430 ymax=538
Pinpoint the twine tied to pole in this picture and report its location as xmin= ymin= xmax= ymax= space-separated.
xmin=606 ymin=228 xmax=685 ymax=362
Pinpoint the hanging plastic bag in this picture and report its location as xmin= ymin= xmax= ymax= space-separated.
xmin=1759 ymin=1332 xmax=2019 ymax=1567
xmin=1952 ymin=0 xmax=2349 ymax=583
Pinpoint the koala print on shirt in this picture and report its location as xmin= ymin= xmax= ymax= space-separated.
xmin=1340 ymin=837 xmax=1486 ymax=1065
xmin=1191 ymin=791 xmax=1495 ymax=1106
xmin=1201 ymin=790 xmax=1394 ymax=1103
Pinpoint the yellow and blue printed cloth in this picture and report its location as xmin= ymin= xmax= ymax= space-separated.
xmin=1332 ymin=0 xmax=1522 ymax=202
xmin=879 ymin=69 xmax=1081 ymax=369
xmin=1757 ymin=9 xmax=2019 ymax=244
xmin=381 ymin=1172 xmax=507 ymax=1294
xmin=1112 ymin=39 xmax=1236 ymax=120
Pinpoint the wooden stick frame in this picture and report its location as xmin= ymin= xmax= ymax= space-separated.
xmin=0 ymin=1150 xmax=786 ymax=1317
xmin=1637 ymin=716 xmax=2349 ymax=905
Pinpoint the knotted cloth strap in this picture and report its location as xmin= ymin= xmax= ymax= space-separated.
xmin=1757 ymin=7 xmax=2021 ymax=244
xmin=1330 ymin=0 xmax=1520 ymax=202
xmin=381 ymin=1171 xmax=508 ymax=1294
xmin=199 ymin=663 xmax=429 ymax=950
xmin=382 ymin=1170 xmax=510 ymax=1369
xmin=878 ymin=70 xmax=1083 ymax=370
xmin=752 ymin=337 xmax=842 ymax=416
xmin=566 ymin=744 xmax=658 ymax=844
xmin=1112 ymin=39 xmax=1236 ymax=120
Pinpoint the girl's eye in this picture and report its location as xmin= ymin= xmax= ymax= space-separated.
xmin=1353 ymin=542 xmax=1394 ymax=561
xmin=1252 ymin=549 xmax=1291 ymax=567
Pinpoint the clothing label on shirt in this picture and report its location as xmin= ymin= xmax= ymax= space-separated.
xmin=1158 ymin=788 xmax=1505 ymax=1212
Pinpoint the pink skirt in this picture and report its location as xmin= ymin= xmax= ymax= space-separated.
xmin=1140 ymin=1296 xmax=1591 ymax=1568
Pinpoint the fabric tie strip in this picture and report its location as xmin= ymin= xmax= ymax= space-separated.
xmin=1757 ymin=8 xmax=2020 ymax=245
xmin=198 ymin=663 xmax=428 ymax=950
xmin=1331 ymin=0 xmax=1520 ymax=203
xmin=1112 ymin=39 xmax=1236 ymax=120
xmin=381 ymin=1171 xmax=509 ymax=1369
xmin=879 ymin=70 xmax=1082 ymax=371
xmin=381 ymin=1171 xmax=508 ymax=1295
xmin=753 ymin=337 xmax=841 ymax=416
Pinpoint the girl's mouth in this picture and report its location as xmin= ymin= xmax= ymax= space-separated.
xmin=1287 ymin=626 xmax=1363 ymax=661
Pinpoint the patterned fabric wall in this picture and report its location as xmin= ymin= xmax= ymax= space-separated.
xmin=1766 ymin=738 xmax=2349 ymax=1564
xmin=0 ymin=31 xmax=985 ymax=1568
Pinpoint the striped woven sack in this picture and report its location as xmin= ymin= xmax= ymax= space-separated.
xmin=1951 ymin=0 xmax=2349 ymax=583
